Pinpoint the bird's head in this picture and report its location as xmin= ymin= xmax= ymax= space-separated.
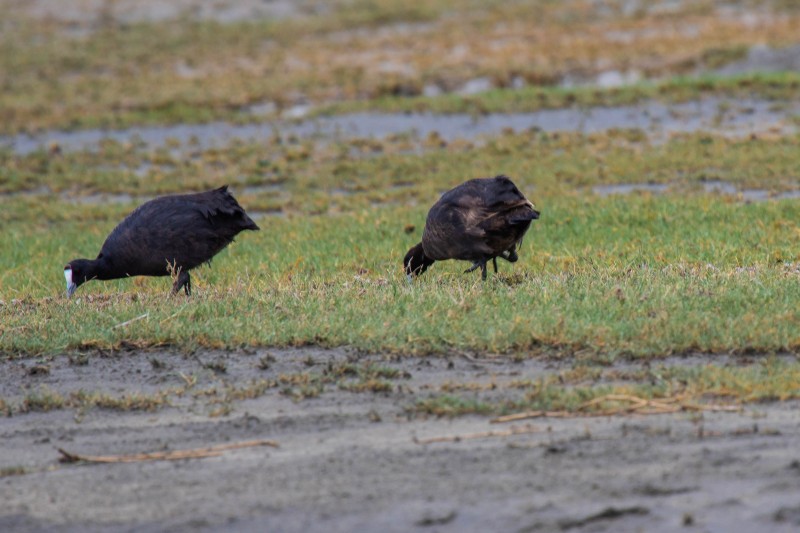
xmin=403 ymin=243 xmax=435 ymax=281
xmin=63 ymin=259 xmax=94 ymax=298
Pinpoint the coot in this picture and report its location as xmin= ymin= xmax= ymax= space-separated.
xmin=404 ymin=175 xmax=539 ymax=280
xmin=64 ymin=186 xmax=259 ymax=296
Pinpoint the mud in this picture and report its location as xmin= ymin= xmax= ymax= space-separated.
xmin=1 ymin=349 xmax=799 ymax=532
xmin=3 ymin=98 xmax=798 ymax=156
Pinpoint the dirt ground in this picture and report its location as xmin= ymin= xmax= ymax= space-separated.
xmin=1 ymin=348 xmax=799 ymax=532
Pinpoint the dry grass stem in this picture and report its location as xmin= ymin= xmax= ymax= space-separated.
xmin=492 ymin=394 xmax=740 ymax=423
xmin=491 ymin=411 xmax=575 ymax=423
xmin=112 ymin=313 xmax=149 ymax=329
xmin=413 ymin=424 xmax=538 ymax=444
xmin=57 ymin=439 xmax=279 ymax=464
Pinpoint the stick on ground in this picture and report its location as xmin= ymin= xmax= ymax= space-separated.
xmin=112 ymin=312 xmax=149 ymax=329
xmin=58 ymin=439 xmax=279 ymax=464
xmin=491 ymin=394 xmax=740 ymax=424
xmin=414 ymin=424 xmax=539 ymax=444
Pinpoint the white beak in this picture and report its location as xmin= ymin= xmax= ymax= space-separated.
xmin=65 ymin=268 xmax=77 ymax=298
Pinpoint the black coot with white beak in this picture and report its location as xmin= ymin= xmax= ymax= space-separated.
xmin=64 ymin=185 xmax=259 ymax=297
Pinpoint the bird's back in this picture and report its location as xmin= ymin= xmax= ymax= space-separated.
xmin=100 ymin=186 xmax=259 ymax=276
xmin=422 ymin=176 xmax=535 ymax=261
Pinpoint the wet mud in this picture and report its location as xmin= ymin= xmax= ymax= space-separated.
xmin=1 ymin=349 xmax=799 ymax=532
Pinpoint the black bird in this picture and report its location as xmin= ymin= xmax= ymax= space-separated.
xmin=404 ymin=175 xmax=539 ymax=280
xmin=64 ymin=185 xmax=259 ymax=297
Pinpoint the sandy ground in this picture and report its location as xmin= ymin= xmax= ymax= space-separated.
xmin=1 ymin=348 xmax=799 ymax=532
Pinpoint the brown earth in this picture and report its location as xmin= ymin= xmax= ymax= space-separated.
xmin=1 ymin=348 xmax=799 ymax=532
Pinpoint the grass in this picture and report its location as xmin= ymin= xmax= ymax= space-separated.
xmin=1 ymin=193 xmax=798 ymax=356
xmin=0 ymin=360 xmax=412 ymax=417
xmin=414 ymin=357 xmax=800 ymax=416
xmin=2 ymin=131 xmax=799 ymax=358
xmin=317 ymin=72 xmax=800 ymax=117
xmin=2 ymin=0 xmax=800 ymax=133
xmin=3 ymin=130 xmax=800 ymax=200
xmin=15 ymin=387 xmax=171 ymax=414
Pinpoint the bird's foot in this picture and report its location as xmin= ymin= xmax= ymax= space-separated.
xmin=464 ymin=261 xmax=489 ymax=281
xmin=172 ymin=270 xmax=191 ymax=296
xmin=464 ymin=262 xmax=481 ymax=274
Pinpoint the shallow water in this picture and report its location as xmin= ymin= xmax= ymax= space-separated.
xmin=3 ymin=98 xmax=797 ymax=156
xmin=21 ymin=0 xmax=315 ymax=25
xmin=62 ymin=192 xmax=145 ymax=205
xmin=592 ymin=183 xmax=670 ymax=196
xmin=711 ymin=44 xmax=800 ymax=77
xmin=593 ymin=180 xmax=800 ymax=202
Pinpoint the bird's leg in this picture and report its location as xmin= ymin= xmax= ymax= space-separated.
xmin=173 ymin=270 xmax=191 ymax=296
xmin=464 ymin=262 xmax=481 ymax=274
xmin=492 ymin=257 xmax=498 ymax=273
xmin=465 ymin=259 xmax=490 ymax=280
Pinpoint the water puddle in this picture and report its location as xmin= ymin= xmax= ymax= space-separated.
xmin=2 ymin=183 xmax=286 ymax=206
xmin=456 ymin=77 xmax=495 ymax=95
xmin=709 ymin=44 xmax=800 ymax=77
xmin=593 ymin=183 xmax=670 ymax=196
xmin=62 ymin=192 xmax=147 ymax=206
xmin=593 ymin=180 xmax=800 ymax=202
xmin=561 ymin=69 xmax=644 ymax=89
xmin=2 ymin=98 xmax=797 ymax=156
xmin=700 ymin=179 xmax=800 ymax=201
xmin=701 ymin=179 xmax=739 ymax=195
xmin=21 ymin=0 xmax=314 ymax=26
xmin=0 ymin=186 xmax=150 ymax=205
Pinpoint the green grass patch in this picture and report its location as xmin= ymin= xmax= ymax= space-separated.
xmin=14 ymin=387 xmax=171 ymax=414
xmin=3 ymin=131 xmax=800 ymax=202
xmin=2 ymin=132 xmax=799 ymax=358
xmin=1 ymin=192 xmax=798 ymax=357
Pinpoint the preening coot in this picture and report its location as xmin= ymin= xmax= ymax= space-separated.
xmin=64 ymin=185 xmax=259 ymax=297
xmin=404 ymin=175 xmax=539 ymax=280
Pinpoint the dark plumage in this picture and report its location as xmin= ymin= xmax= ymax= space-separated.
xmin=404 ymin=175 xmax=539 ymax=280
xmin=64 ymin=185 xmax=259 ymax=297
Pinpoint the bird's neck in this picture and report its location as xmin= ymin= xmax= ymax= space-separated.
xmin=86 ymin=256 xmax=113 ymax=281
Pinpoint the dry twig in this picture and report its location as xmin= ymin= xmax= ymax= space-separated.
xmin=414 ymin=424 xmax=538 ymax=444
xmin=491 ymin=410 xmax=573 ymax=423
xmin=112 ymin=313 xmax=149 ymax=329
xmin=58 ymin=439 xmax=279 ymax=464
xmin=491 ymin=394 xmax=740 ymax=423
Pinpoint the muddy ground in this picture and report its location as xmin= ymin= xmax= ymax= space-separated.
xmin=1 ymin=348 xmax=799 ymax=533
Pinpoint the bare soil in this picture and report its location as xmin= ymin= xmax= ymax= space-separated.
xmin=1 ymin=349 xmax=799 ymax=532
